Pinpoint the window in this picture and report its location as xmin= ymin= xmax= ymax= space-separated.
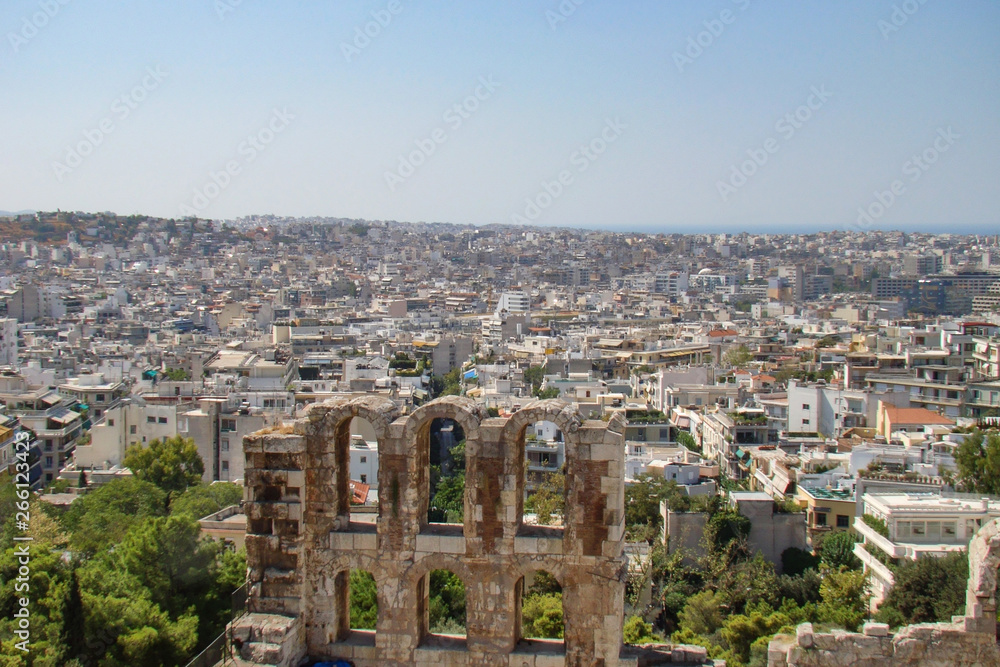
xmin=659 ymin=428 xmax=670 ymax=440
xmin=108 ymin=418 xmax=114 ymax=426
xmin=130 ymin=425 xmax=137 ymax=434
xmin=360 ymin=456 xmax=367 ymax=463
xmin=221 ymin=461 xmax=229 ymax=471
xmin=147 ymin=416 xmax=156 ymax=423
xmin=96 ymin=394 xmax=105 ymax=402
xmin=898 ymin=521 xmax=911 ymax=539
xmin=360 ymin=474 xmax=367 ymax=484
xmin=221 ymin=438 xmax=229 ymax=452
xmin=814 ymin=512 xmax=827 ymax=526
xmin=836 ymin=515 xmax=849 ymax=528
xmin=45 ymin=440 xmax=53 ymax=451
xmin=802 ymin=419 xmax=810 ymax=425
xmin=802 ymin=404 xmax=810 ymax=410
xmin=158 ymin=417 xmax=167 ymax=424
xmin=45 ymin=456 xmax=53 ymax=466
xmin=943 ymin=522 xmax=956 ymax=539
xmin=221 ymin=419 xmax=237 ymax=432
xmin=912 ymin=523 xmax=926 ymax=536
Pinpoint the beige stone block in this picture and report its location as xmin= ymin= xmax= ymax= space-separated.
xmin=329 ymin=532 xmax=354 ymax=550
xmin=354 ymin=532 xmax=376 ymax=551
xmin=415 ymin=534 xmax=439 ymax=552
xmin=590 ymin=443 xmax=618 ymax=461
xmin=439 ymin=535 xmax=465 ymax=554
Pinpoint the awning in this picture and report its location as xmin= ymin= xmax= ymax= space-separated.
xmin=50 ymin=410 xmax=81 ymax=424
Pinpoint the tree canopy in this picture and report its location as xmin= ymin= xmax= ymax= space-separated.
xmin=954 ymin=429 xmax=1000 ymax=495
xmin=124 ymin=435 xmax=205 ymax=494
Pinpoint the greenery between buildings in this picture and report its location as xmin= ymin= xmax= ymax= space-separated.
xmin=622 ymin=479 xmax=871 ymax=667
xmin=0 ymin=441 xmax=245 ymax=666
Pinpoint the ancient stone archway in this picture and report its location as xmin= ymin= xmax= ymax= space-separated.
xmin=234 ymin=396 xmax=634 ymax=666
xmin=499 ymin=398 xmax=583 ymax=537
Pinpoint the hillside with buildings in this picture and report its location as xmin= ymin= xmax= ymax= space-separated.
xmin=1 ymin=213 xmax=999 ymax=666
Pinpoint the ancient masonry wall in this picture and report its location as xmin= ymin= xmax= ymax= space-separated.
xmin=767 ymin=517 xmax=1000 ymax=666
xmin=229 ymin=396 xmax=712 ymax=667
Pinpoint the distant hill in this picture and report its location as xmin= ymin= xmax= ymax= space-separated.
xmin=0 ymin=210 xmax=36 ymax=216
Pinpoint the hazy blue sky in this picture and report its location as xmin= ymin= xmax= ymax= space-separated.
xmin=2 ymin=0 xmax=998 ymax=233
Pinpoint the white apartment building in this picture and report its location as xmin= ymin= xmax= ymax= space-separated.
xmin=74 ymin=398 xmax=177 ymax=469
xmin=496 ymin=291 xmax=530 ymax=316
xmin=786 ymin=380 xmax=886 ymax=437
xmin=0 ymin=318 xmax=17 ymax=366
xmin=855 ymin=492 xmax=1000 ymax=608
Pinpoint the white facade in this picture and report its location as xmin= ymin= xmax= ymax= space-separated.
xmin=856 ymin=492 xmax=1000 ymax=608
xmin=0 ymin=318 xmax=17 ymax=366
xmin=75 ymin=399 xmax=177 ymax=469
xmin=349 ymin=438 xmax=379 ymax=489
xmin=496 ymin=291 xmax=530 ymax=315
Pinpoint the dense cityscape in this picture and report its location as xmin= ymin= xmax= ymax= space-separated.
xmin=0 ymin=211 xmax=999 ymax=665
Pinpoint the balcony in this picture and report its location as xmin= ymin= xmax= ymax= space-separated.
xmin=855 ymin=519 xmax=904 ymax=558
xmin=853 ymin=542 xmax=895 ymax=586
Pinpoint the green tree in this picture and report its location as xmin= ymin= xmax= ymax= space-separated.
xmin=522 ymin=593 xmax=564 ymax=639
xmin=676 ymin=430 xmax=699 ymax=453
xmin=525 ymin=471 xmax=565 ymax=525
xmin=124 ymin=436 xmax=205 ymax=495
xmin=523 ymin=365 xmax=546 ymax=394
xmin=874 ymin=551 xmax=968 ymax=627
xmin=678 ymin=590 xmax=725 ymax=636
xmin=350 ymin=570 xmax=378 ymax=630
xmin=428 ymin=570 xmax=466 ymax=634
xmin=704 ymin=507 xmax=751 ymax=552
xmin=169 ymin=482 xmax=244 ymax=519
xmin=62 ymin=478 xmax=168 ymax=556
xmin=536 ymin=387 xmax=561 ymax=399
xmin=724 ymin=345 xmax=754 ymax=368
xmin=780 ymin=547 xmax=820 ymax=577
xmin=162 ymin=367 xmax=190 ymax=381
xmin=624 ymin=475 xmax=679 ymax=542
xmin=817 ymin=568 xmax=868 ymax=631
xmin=954 ymin=430 xmax=1000 ymax=495
xmin=816 ymin=530 xmax=861 ymax=570
xmin=430 ymin=472 xmax=465 ymax=523
xmin=0 ymin=534 xmax=73 ymax=665
xmin=623 ymin=615 xmax=660 ymax=644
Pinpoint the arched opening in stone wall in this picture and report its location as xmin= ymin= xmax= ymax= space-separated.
xmin=517 ymin=569 xmax=565 ymax=650
xmin=424 ymin=418 xmax=467 ymax=526
xmin=523 ymin=419 xmax=567 ymax=527
xmin=348 ymin=569 xmax=378 ymax=639
xmin=500 ymin=403 xmax=578 ymax=535
xmin=418 ymin=568 xmax=468 ymax=646
xmin=345 ymin=416 xmax=379 ymax=517
xmin=326 ymin=413 xmax=383 ymax=530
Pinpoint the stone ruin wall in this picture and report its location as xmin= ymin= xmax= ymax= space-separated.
xmin=767 ymin=517 xmax=1000 ymax=666
xmin=229 ymin=395 xmax=718 ymax=667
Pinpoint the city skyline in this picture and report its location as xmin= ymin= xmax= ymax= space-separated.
xmin=2 ymin=1 xmax=999 ymax=232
